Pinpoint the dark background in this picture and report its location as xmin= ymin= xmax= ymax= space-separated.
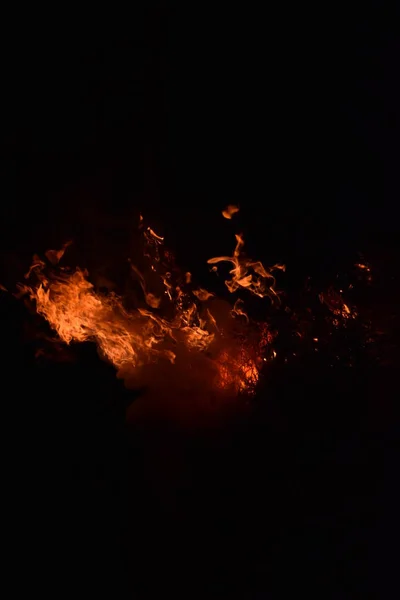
xmin=1 ymin=5 xmax=399 ymax=598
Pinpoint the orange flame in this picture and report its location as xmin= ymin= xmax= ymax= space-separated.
xmin=222 ymin=204 xmax=240 ymax=219
xmin=207 ymin=233 xmax=285 ymax=304
xmin=20 ymin=220 xmax=280 ymax=395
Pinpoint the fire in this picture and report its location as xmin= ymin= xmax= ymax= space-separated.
xmin=207 ymin=233 xmax=285 ymax=304
xmin=7 ymin=206 xmax=381 ymax=394
xmin=20 ymin=217 xmax=280 ymax=395
xmin=28 ymin=267 xmax=174 ymax=369
xmin=222 ymin=204 xmax=240 ymax=219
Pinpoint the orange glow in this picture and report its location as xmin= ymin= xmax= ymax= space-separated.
xmin=319 ymin=288 xmax=357 ymax=325
xmin=215 ymin=349 xmax=259 ymax=392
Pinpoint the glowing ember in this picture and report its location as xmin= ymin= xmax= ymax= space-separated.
xmin=355 ymin=263 xmax=370 ymax=272
xmin=319 ymin=288 xmax=357 ymax=325
xmin=215 ymin=349 xmax=259 ymax=392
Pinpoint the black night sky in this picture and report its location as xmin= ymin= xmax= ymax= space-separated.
xmin=1 ymin=5 xmax=399 ymax=598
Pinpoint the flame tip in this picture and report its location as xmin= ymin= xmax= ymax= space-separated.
xmin=222 ymin=204 xmax=240 ymax=219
